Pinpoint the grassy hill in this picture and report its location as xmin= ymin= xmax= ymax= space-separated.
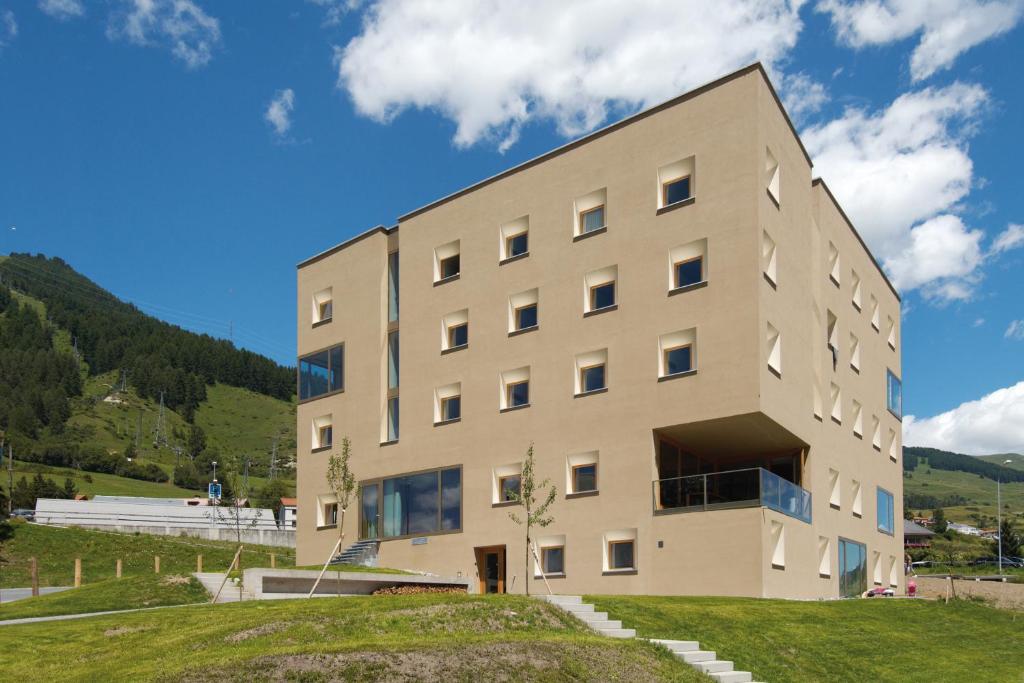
xmin=979 ymin=453 xmax=1024 ymax=471
xmin=903 ymin=466 xmax=1024 ymax=525
xmin=1 ymin=284 xmax=295 ymax=500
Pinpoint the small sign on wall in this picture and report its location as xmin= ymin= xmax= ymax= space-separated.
xmin=411 ymin=537 xmax=427 ymax=546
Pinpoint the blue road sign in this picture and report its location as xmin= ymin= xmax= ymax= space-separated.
xmin=208 ymin=482 xmax=222 ymax=499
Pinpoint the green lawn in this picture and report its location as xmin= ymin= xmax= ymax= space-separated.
xmin=0 ymin=574 xmax=208 ymax=621
xmin=2 ymin=460 xmax=199 ymax=498
xmin=587 ymin=595 xmax=1024 ymax=683
xmin=0 ymin=521 xmax=294 ymax=588
xmin=195 ymin=382 xmax=296 ymax=475
xmin=0 ymin=595 xmax=703 ymax=682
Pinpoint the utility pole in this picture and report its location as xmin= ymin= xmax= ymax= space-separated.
xmin=153 ymin=391 xmax=165 ymax=447
xmin=269 ymin=437 xmax=279 ymax=481
xmin=135 ymin=409 xmax=142 ymax=451
xmin=6 ymin=443 xmax=13 ymax=514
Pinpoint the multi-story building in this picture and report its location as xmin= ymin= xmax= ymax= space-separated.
xmin=295 ymin=63 xmax=904 ymax=599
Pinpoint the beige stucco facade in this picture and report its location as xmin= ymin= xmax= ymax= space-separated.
xmin=294 ymin=64 xmax=904 ymax=599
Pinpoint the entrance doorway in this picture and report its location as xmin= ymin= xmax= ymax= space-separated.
xmin=474 ymin=545 xmax=506 ymax=594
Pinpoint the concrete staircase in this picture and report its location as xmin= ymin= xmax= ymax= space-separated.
xmin=330 ymin=539 xmax=380 ymax=567
xmin=193 ymin=572 xmax=256 ymax=603
xmin=538 ymin=595 xmax=763 ymax=683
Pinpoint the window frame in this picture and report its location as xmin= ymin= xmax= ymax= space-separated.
xmin=514 ymin=303 xmax=538 ymax=331
xmin=571 ymin=463 xmax=598 ymax=494
xmin=317 ymin=424 xmax=333 ymax=450
xmin=877 ymin=487 xmax=895 ymax=536
xmin=321 ymin=502 xmax=339 ymax=528
xmin=579 ymin=204 xmax=606 ymax=234
xmin=673 ymin=255 xmax=704 ymax=289
xmin=607 ymin=539 xmax=635 ymax=571
xmin=578 ymin=362 xmax=607 ymax=394
xmin=440 ymin=395 xmax=461 ymax=423
xmin=317 ymin=299 xmax=333 ymax=323
xmin=359 ymin=465 xmax=463 ymax=540
xmin=506 ymin=380 xmax=530 ymax=409
xmin=662 ymin=175 xmax=691 ymax=207
xmin=505 ymin=231 xmax=529 ymax=259
xmin=447 ymin=322 xmax=469 ymax=350
xmin=588 ymin=281 xmax=616 ymax=312
xmin=498 ymin=474 xmax=521 ymax=503
xmin=298 ymin=343 xmax=345 ymax=403
xmin=438 ymin=253 xmax=460 ymax=281
xmin=886 ymin=369 xmax=902 ymax=419
xmin=540 ymin=545 xmax=565 ymax=576
xmin=663 ymin=343 xmax=694 ymax=377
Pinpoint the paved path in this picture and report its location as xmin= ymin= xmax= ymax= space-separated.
xmin=0 ymin=603 xmax=202 ymax=627
xmin=194 ymin=572 xmax=254 ymax=603
xmin=0 ymin=587 xmax=72 ymax=603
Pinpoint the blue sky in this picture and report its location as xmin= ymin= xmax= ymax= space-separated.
xmin=1 ymin=1 xmax=1022 ymax=453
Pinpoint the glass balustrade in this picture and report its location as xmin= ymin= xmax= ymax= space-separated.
xmin=653 ymin=467 xmax=811 ymax=523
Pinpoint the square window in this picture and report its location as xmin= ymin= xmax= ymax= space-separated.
xmin=318 ymin=300 xmax=332 ymax=322
xmin=581 ymin=205 xmax=605 ymax=233
xmin=664 ymin=344 xmax=693 ymax=376
xmin=439 ymin=254 xmax=460 ymax=280
xmin=608 ymin=540 xmax=635 ymax=570
xmin=499 ymin=475 xmax=521 ymax=502
xmin=507 ymin=380 xmax=529 ymax=408
xmin=674 ymin=257 xmax=703 ymax=288
xmin=507 ymin=232 xmax=528 ymax=258
xmin=318 ymin=424 xmax=333 ymax=449
xmin=572 ymin=464 xmax=597 ymax=493
xmin=515 ymin=303 xmax=538 ymax=330
xmin=441 ymin=395 xmax=461 ymax=421
xmin=448 ymin=322 xmax=468 ymax=348
xmin=580 ymin=364 xmax=606 ymax=393
xmin=324 ymin=502 xmax=338 ymax=527
xmin=542 ymin=546 xmax=564 ymax=574
xmin=663 ymin=176 xmax=691 ymax=206
xmin=590 ymin=282 xmax=616 ymax=311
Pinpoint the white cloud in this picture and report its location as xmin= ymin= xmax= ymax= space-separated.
xmin=308 ymin=0 xmax=362 ymax=26
xmin=973 ymin=318 xmax=985 ymax=327
xmin=107 ymin=0 xmax=221 ymax=69
xmin=990 ymin=223 xmax=1024 ymax=255
xmin=817 ymin=0 xmax=1024 ymax=81
xmin=1 ymin=9 xmax=16 ymax=49
xmin=38 ymin=0 xmax=85 ymax=20
xmin=1006 ymin=320 xmax=1024 ymax=340
xmin=780 ymin=72 xmax=830 ymax=122
xmin=336 ymin=0 xmax=805 ymax=150
xmin=803 ymin=82 xmax=994 ymax=300
xmin=904 ymin=381 xmax=1024 ymax=454
xmin=265 ymin=88 xmax=296 ymax=138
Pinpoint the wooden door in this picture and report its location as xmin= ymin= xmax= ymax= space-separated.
xmin=474 ymin=545 xmax=506 ymax=594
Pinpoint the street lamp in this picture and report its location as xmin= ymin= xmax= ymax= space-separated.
xmin=998 ymin=459 xmax=1012 ymax=574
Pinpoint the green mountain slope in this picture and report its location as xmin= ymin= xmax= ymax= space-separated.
xmin=902 ymin=447 xmax=1024 ymax=526
xmin=0 ymin=254 xmax=295 ymax=502
xmin=978 ymin=453 xmax=1024 ymax=471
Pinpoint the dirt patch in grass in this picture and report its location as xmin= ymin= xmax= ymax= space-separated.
xmin=224 ymin=621 xmax=290 ymax=643
xmin=378 ymin=600 xmax=568 ymax=634
xmin=915 ymin=575 xmax=1024 ymax=611
xmin=170 ymin=641 xmax=670 ymax=682
xmin=104 ymin=625 xmax=151 ymax=637
xmin=161 ymin=575 xmax=193 ymax=587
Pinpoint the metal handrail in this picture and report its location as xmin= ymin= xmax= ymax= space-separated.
xmin=653 ymin=467 xmax=812 ymax=523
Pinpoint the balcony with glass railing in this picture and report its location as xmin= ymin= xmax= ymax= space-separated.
xmin=652 ymin=467 xmax=812 ymax=523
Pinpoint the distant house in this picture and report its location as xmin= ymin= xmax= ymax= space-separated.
xmin=947 ymin=522 xmax=982 ymax=537
xmin=903 ymin=520 xmax=935 ymax=548
xmin=279 ymin=497 xmax=297 ymax=528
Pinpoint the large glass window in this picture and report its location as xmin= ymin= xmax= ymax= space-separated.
xmin=388 ymin=251 xmax=399 ymax=322
xmin=368 ymin=467 xmax=462 ymax=539
xmin=877 ymin=488 xmax=895 ymax=535
xmin=838 ymin=538 xmax=867 ymax=597
xmin=299 ymin=345 xmax=344 ymax=400
xmin=886 ymin=370 xmax=902 ymax=419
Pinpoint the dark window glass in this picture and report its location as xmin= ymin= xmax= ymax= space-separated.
xmin=298 ymin=347 xmax=344 ymax=400
xmin=388 ymin=331 xmax=399 ymax=390
xmin=591 ymin=282 xmax=615 ymax=310
xmin=360 ymin=484 xmax=379 ymax=539
xmin=441 ymin=468 xmax=461 ymax=531
xmin=582 ymin=206 xmax=605 ymax=233
xmin=449 ymin=323 xmax=468 ymax=348
xmin=325 ymin=503 xmax=338 ymax=526
xmin=664 ymin=177 xmax=691 ymax=205
xmin=440 ymin=254 xmax=460 ymax=279
xmin=508 ymin=233 xmax=528 ymax=257
xmin=674 ymin=257 xmax=703 ymax=288
xmin=516 ymin=304 xmax=538 ymax=330
xmin=610 ymin=541 xmax=634 ymax=569
xmin=509 ymin=381 xmax=529 ymax=407
xmin=839 ymin=538 xmax=867 ymax=597
xmin=442 ymin=396 xmax=461 ymax=421
xmin=387 ymin=397 xmax=399 ymax=441
xmin=501 ymin=475 xmax=521 ymax=502
xmin=543 ymin=547 xmax=564 ymax=574
xmin=329 ymin=346 xmax=344 ymax=391
xmin=388 ymin=251 xmax=399 ymax=322
xmin=877 ymin=488 xmax=894 ymax=534
xmin=581 ymin=364 xmax=606 ymax=393
xmin=573 ymin=464 xmax=597 ymax=493
xmin=665 ymin=346 xmax=693 ymax=375
xmin=319 ymin=425 xmax=333 ymax=448
xmin=886 ymin=370 xmax=902 ymax=418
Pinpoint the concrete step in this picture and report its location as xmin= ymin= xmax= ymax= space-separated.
xmin=560 ymin=602 xmax=595 ymax=613
xmin=694 ymin=660 xmax=734 ymax=674
xmin=648 ymin=639 xmax=700 ymax=653
xmin=586 ymin=619 xmax=622 ymax=630
xmin=540 ymin=595 xmax=582 ymax=604
xmin=678 ymin=650 xmax=716 ymax=663
xmin=593 ymin=627 xmax=636 ymax=639
xmin=572 ymin=611 xmax=609 ymax=622
xmin=709 ymin=672 xmax=752 ymax=683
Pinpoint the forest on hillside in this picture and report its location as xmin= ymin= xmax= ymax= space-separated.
xmin=0 ymin=254 xmax=293 ymax=420
xmin=903 ymin=446 xmax=1024 ymax=483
